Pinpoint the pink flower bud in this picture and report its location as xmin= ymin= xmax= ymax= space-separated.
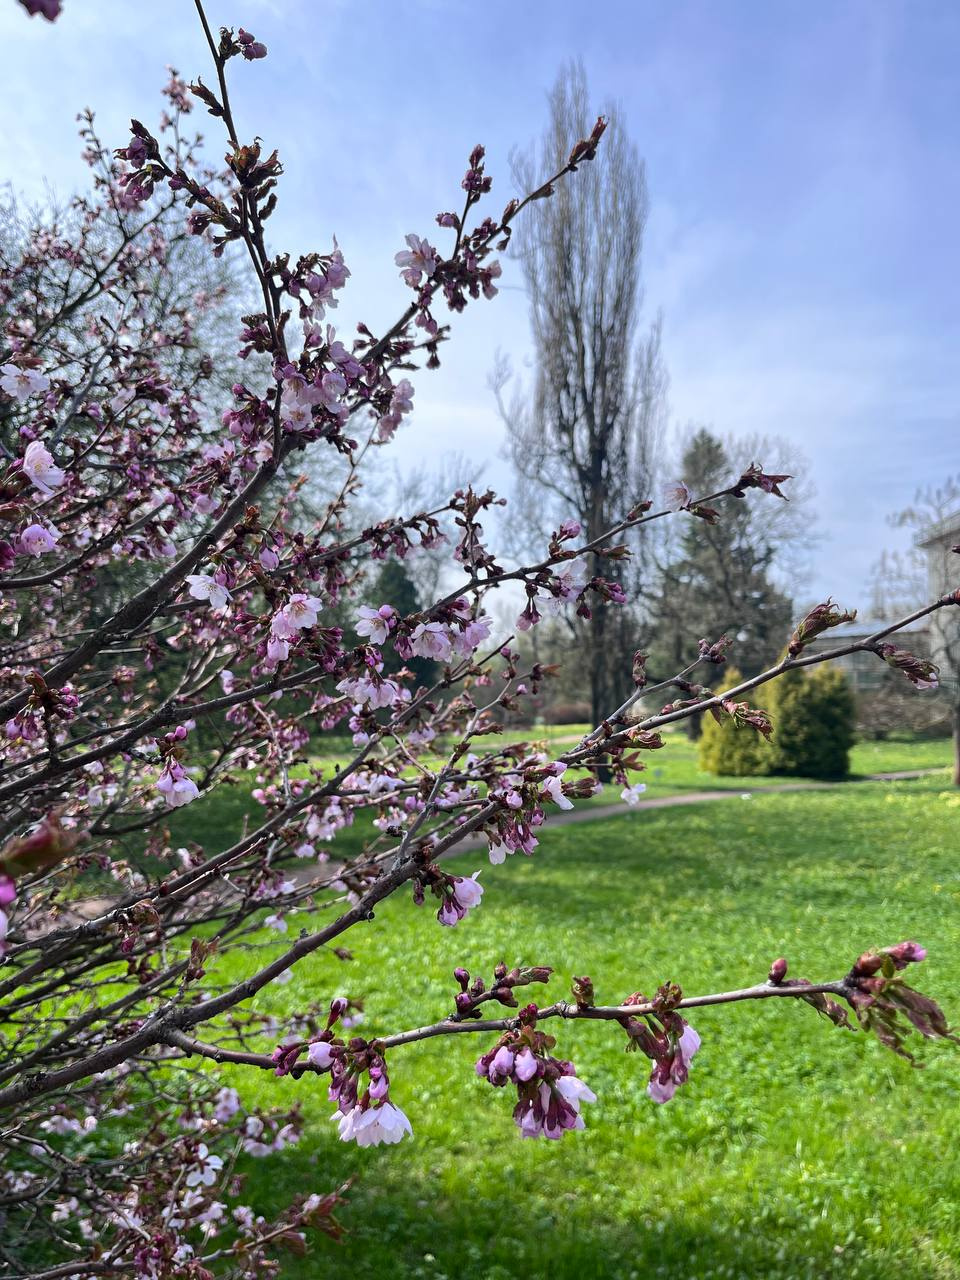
xmin=883 ymin=940 xmax=927 ymax=969
xmin=307 ymin=1041 xmax=334 ymax=1069
xmin=514 ymin=1047 xmax=538 ymax=1082
xmin=490 ymin=1046 xmax=515 ymax=1079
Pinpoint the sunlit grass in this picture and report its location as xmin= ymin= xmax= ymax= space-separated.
xmin=149 ymin=732 xmax=953 ymax=864
xmin=192 ymin=772 xmax=960 ymax=1280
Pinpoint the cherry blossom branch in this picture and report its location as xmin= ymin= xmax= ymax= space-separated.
xmin=160 ymin=977 xmax=852 ymax=1071
xmin=576 ymin=593 xmax=958 ymax=754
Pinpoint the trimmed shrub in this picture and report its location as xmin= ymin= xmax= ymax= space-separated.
xmin=699 ymin=664 xmax=855 ymax=779
xmin=698 ymin=667 xmax=772 ymax=776
xmin=765 ymin=665 xmax=855 ymax=779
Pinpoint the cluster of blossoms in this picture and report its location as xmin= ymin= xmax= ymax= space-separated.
xmin=475 ymin=1008 xmax=597 ymax=1140
xmin=0 ymin=387 xmax=66 ymax=560
xmin=483 ymin=761 xmax=588 ymax=865
xmin=267 ymin=592 xmax=324 ymax=665
xmin=271 ymin=999 xmax=413 ymax=1147
xmin=629 ymin=1012 xmax=701 ymax=1102
xmin=154 ymin=727 xmax=201 ymax=808
xmin=435 ymin=870 xmax=485 ymax=926
xmin=355 ymin=596 xmax=496 ymax=664
xmin=410 ymin=864 xmax=486 ymax=927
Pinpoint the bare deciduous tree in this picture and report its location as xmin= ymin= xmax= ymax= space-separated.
xmin=494 ymin=61 xmax=667 ymax=728
xmin=872 ymin=477 xmax=960 ymax=782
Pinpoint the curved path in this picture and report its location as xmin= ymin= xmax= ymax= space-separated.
xmin=64 ymin=768 xmax=947 ymax=918
xmin=446 ymin=767 xmax=946 ymax=853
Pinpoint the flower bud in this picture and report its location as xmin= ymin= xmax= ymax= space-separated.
xmin=853 ymin=952 xmax=885 ymax=977
xmin=307 ymin=1041 xmax=334 ymax=1069
xmin=571 ymin=974 xmax=595 ymax=1007
xmin=883 ymin=940 xmax=927 ymax=970
xmin=327 ymin=996 xmax=348 ymax=1024
xmin=768 ymin=957 xmax=788 ymax=985
xmin=517 ymin=966 xmax=553 ymax=986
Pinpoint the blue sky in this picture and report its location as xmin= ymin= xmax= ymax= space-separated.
xmin=2 ymin=0 xmax=958 ymax=606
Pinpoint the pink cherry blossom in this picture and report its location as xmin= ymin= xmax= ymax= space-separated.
xmin=185 ymin=574 xmax=231 ymax=612
xmin=512 ymin=1072 xmax=596 ymax=1140
xmin=307 ymin=1041 xmax=335 ymax=1069
xmin=212 ymin=1088 xmax=240 ymax=1122
xmin=488 ymin=837 xmax=509 ymax=865
xmin=452 ymin=614 xmax=493 ymax=656
xmin=334 ymin=1101 xmax=412 ymax=1147
xmin=0 ymin=874 xmax=15 ymax=908
xmin=555 ymin=1074 xmax=597 ymax=1110
xmin=279 ymin=377 xmax=322 ymax=432
xmin=514 ymin=1047 xmax=539 ymax=1082
xmin=266 ymin=635 xmax=290 ymax=665
xmin=662 ymin=480 xmax=691 ymax=512
xmin=884 ymin=940 xmax=928 ymax=969
xmin=0 ymin=362 xmax=50 ymax=401
xmin=16 ymin=522 xmax=61 ymax=556
xmin=621 ymin=782 xmax=647 ymax=806
xmin=536 ymin=559 xmax=590 ymax=616
xmin=395 ymin=233 xmax=438 ymax=287
xmin=184 ymin=1143 xmax=223 ymax=1188
xmin=410 ymin=621 xmax=453 ymax=661
xmin=648 ymin=1022 xmax=701 ymax=1104
xmin=22 ymin=441 xmax=65 ymax=495
xmin=437 ymin=872 xmax=484 ymax=926
xmin=335 ymin=673 xmax=404 ymax=709
xmin=542 ymin=767 xmax=573 ymax=811
xmin=489 ymin=1046 xmax=515 ymax=1082
xmin=156 ymin=761 xmax=200 ymax=809
xmin=272 ymin=594 xmax=323 ymax=636
xmin=355 ymin=604 xmax=397 ymax=645
xmin=317 ymin=369 xmax=347 ymax=413
xmin=377 ymin=378 xmax=415 ymax=441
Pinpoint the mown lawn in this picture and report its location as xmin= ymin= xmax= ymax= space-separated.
xmin=155 ymin=731 xmax=954 ymax=859
xmin=198 ymin=772 xmax=960 ymax=1280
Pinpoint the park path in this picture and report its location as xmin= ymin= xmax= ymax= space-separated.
xmin=64 ymin=767 xmax=946 ymax=919
xmin=442 ymin=767 xmax=945 ymax=854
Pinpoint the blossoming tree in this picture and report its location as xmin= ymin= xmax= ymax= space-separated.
xmin=2 ymin=2 xmax=957 ymax=1276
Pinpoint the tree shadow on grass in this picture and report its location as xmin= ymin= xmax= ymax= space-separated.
xmin=241 ymin=1135 xmax=941 ymax=1280
xmin=223 ymin=783 xmax=960 ymax=1280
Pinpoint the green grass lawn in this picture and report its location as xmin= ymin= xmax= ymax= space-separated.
xmin=197 ymin=771 xmax=960 ymax=1280
xmin=151 ymin=732 xmax=953 ymax=865
xmin=578 ymin=731 xmax=954 ymax=806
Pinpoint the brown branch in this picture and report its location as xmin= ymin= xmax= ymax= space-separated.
xmin=159 ymin=977 xmax=851 ymax=1073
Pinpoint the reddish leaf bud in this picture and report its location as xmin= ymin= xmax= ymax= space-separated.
xmin=572 ymin=975 xmax=595 ymax=1008
xmin=853 ymin=952 xmax=885 ymax=977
